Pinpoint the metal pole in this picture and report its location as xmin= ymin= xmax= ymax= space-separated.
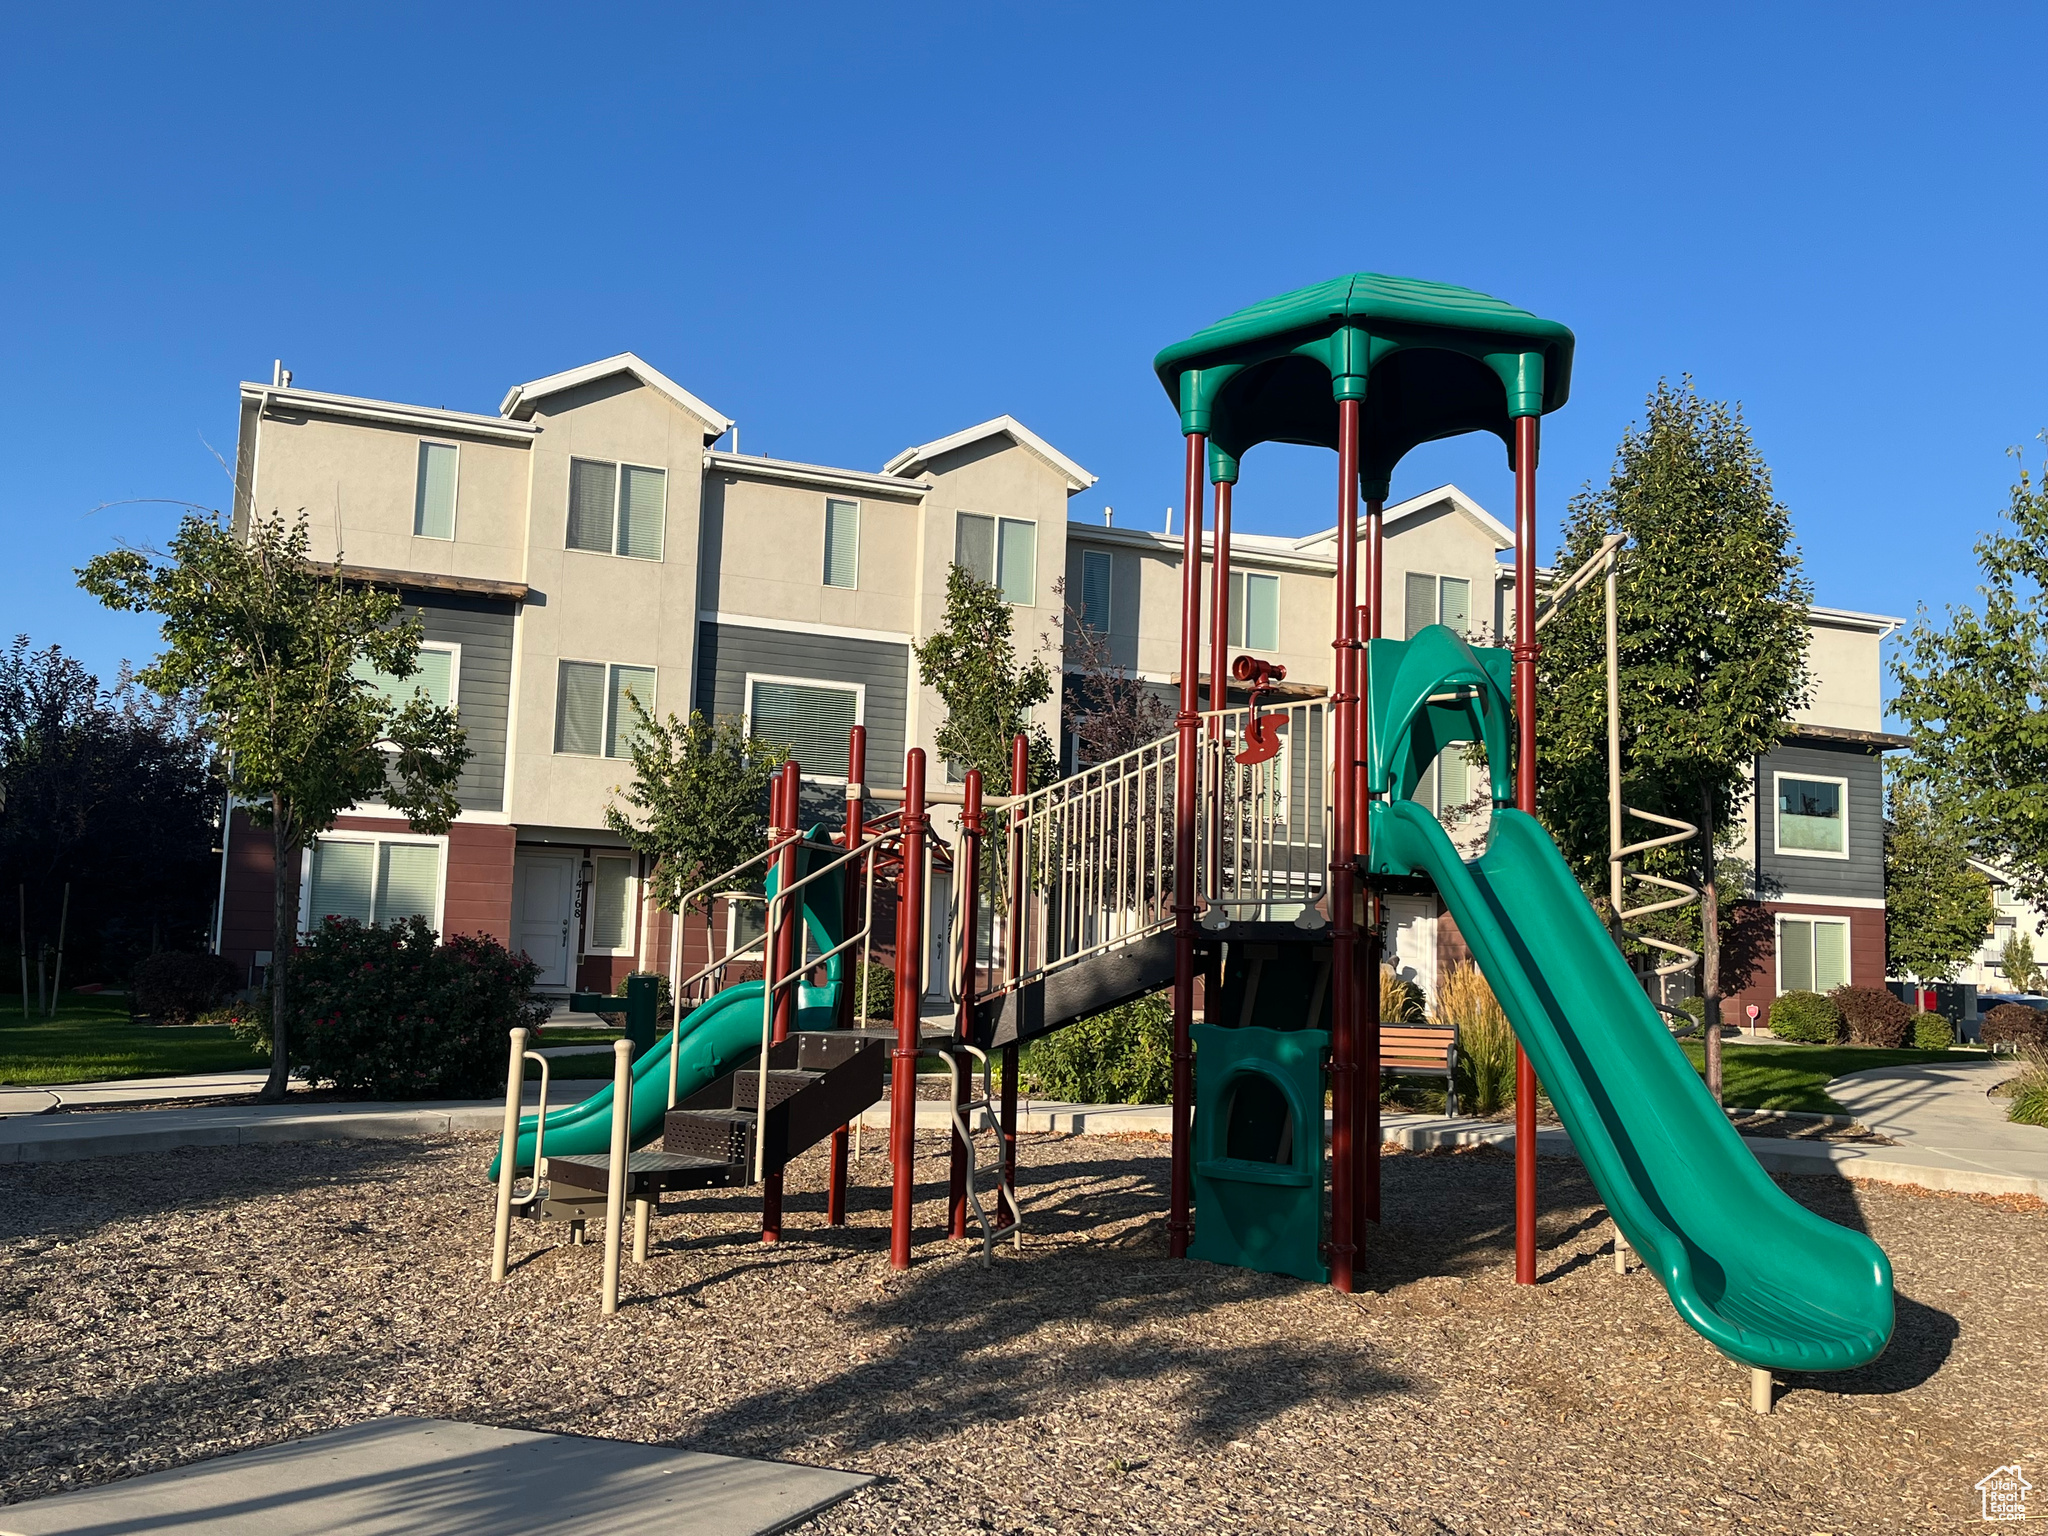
xmin=1360 ymin=489 xmax=1385 ymax=1230
xmin=1512 ymin=411 xmax=1541 ymax=1286
xmin=601 ymin=1038 xmax=632 ymax=1315
xmin=763 ymin=763 xmax=799 ymax=1244
xmin=1002 ymin=734 xmax=1026 ymax=1207
xmin=889 ymin=748 xmax=927 ymax=1270
xmin=830 ymin=724 xmax=867 ymax=1227
xmin=1327 ymin=401 xmax=1360 ymax=1292
xmin=1168 ymin=432 xmax=1206 ymax=1260
xmin=1606 ymin=563 xmax=1623 ymax=919
xmin=1207 ymin=475 xmax=1233 ymax=902
xmin=490 ymin=1025 xmax=530 ymax=1283
xmin=17 ymin=886 xmax=27 ymax=1021
xmin=48 ymin=883 xmax=68 ymax=1017
xmin=949 ymin=768 xmax=982 ymax=1238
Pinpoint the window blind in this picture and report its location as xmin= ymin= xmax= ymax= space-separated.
xmin=414 ymin=443 xmax=457 ymax=539
xmin=616 ymin=465 xmax=665 ymax=560
xmin=1080 ymin=549 xmax=1112 ymax=631
xmin=750 ymin=681 xmax=857 ymax=777
xmin=308 ymin=841 xmax=374 ymax=926
xmin=590 ymin=855 xmax=633 ymax=950
xmin=997 ymin=519 xmax=1036 ymax=605
xmin=1241 ymin=572 xmax=1278 ymax=650
xmin=375 ymin=843 xmax=440 ymax=926
xmin=567 ymin=459 xmax=617 ymax=553
xmin=956 ymin=513 xmax=996 ymax=584
xmin=1439 ymin=577 xmax=1470 ymax=636
xmin=606 ymin=665 xmax=656 ymax=758
xmin=352 ymin=646 xmax=454 ymax=713
xmin=555 ymin=661 xmax=606 ymax=754
xmin=1438 ymin=746 xmax=1470 ymax=811
xmin=823 ymin=499 xmax=859 ymax=588
xmin=1813 ymin=920 xmax=1848 ymax=991
xmin=1404 ymin=572 xmax=1436 ymax=639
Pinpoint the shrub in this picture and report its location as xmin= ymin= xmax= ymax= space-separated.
xmin=855 ymin=961 xmax=895 ymax=1020
xmin=1911 ymin=1011 xmax=1954 ymax=1051
xmin=1982 ymin=1002 xmax=2048 ymax=1053
xmin=288 ymin=916 xmax=552 ymax=1098
xmin=131 ymin=950 xmax=242 ymax=1025
xmin=1380 ymin=965 xmax=1424 ymax=1025
xmin=1769 ymin=990 xmax=1843 ymax=1044
xmin=1020 ymin=991 xmax=1170 ymax=1104
xmin=2005 ymin=1048 xmax=2048 ymax=1127
xmin=1439 ymin=962 xmax=1516 ymax=1116
xmin=1831 ymin=985 xmax=1913 ymax=1048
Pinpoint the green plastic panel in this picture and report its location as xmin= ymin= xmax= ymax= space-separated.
xmin=1189 ymin=1023 xmax=1329 ymax=1284
xmin=1373 ymin=799 xmax=1894 ymax=1372
xmin=1366 ymin=626 xmax=1514 ymax=815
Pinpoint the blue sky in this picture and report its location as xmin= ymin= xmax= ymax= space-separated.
xmin=4 ymin=4 xmax=2043 ymax=699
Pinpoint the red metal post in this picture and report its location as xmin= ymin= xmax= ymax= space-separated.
xmin=1361 ymin=494 xmax=1385 ymax=1228
xmin=1512 ymin=412 xmax=1541 ymax=1286
xmin=1327 ymin=403 xmax=1360 ymax=1291
xmin=1206 ymin=475 xmax=1233 ymax=901
xmin=763 ymin=763 xmax=799 ymax=1243
xmin=1001 ymin=734 xmax=1027 ymax=1205
xmin=1169 ymin=433 xmax=1206 ymax=1260
xmin=889 ymin=748 xmax=928 ymax=1270
xmin=829 ymin=725 xmax=867 ymax=1227
xmin=948 ymin=768 xmax=983 ymax=1239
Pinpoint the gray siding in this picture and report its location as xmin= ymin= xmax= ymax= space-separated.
xmin=694 ymin=620 xmax=909 ymax=789
xmin=1755 ymin=740 xmax=1883 ymax=902
xmin=416 ymin=593 xmax=513 ymax=813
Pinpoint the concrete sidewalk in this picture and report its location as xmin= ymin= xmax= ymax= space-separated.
xmin=1824 ymin=1055 xmax=2048 ymax=1190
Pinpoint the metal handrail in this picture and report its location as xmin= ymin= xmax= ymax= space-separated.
xmin=934 ymin=1041 xmax=1020 ymax=1266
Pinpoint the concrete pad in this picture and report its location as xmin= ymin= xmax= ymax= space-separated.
xmin=0 ymin=1416 xmax=871 ymax=1536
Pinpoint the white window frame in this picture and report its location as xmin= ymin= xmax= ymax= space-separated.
xmin=297 ymin=830 xmax=451 ymax=939
xmin=743 ymin=672 xmax=866 ymax=784
xmin=413 ymin=440 xmax=461 ymax=541
xmin=724 ymin=892 xmax=769 ymax=961
xmin=368 ymin=640 xmax=462 ymax=716
xmin=565 ymin=456 xmax=668 ymax=562
xmin=553 ymin=658 xmax=658 ymax=759
xmin=1405 ymin=572 xmax=1473 ymax=637
xmin=822 ymin=497 xmax=861 ymax=590
xmin=1080 ymin=548 xmax=1113 ymax=632
xmin=1772 ymin=770 xmax=1851 ymax=861
xmin=955 ymin=511 xmax=1038 ymax=606
xmin=1775 ymin=912 xmax=1852 ymax=994
xmin=583 ymin=852 xmax=640 ymax=957
xmin=1229 ymin=570 xmax=1280 ymax=650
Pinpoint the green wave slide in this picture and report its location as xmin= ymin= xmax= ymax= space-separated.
xmin=1375 ymin=797 xmax=1894 ymax=1373
xmin=487 ymin=826 xmax=846 ymax=1181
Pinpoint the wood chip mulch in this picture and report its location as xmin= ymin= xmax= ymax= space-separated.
xmin=2 ymin=1132 xmax=2041 ymax=1534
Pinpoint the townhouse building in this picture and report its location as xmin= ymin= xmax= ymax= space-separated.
xmin=213 ymin=347 xmax=1901 ymax=1025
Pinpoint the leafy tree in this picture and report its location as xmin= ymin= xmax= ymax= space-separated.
xmin=1884 ymin=773 xmax=1993 ymax=983
xmin=1536 ymin=379 xmax=1812 ymax=1101
xmin=1892 ymin=437 xmax=2048 ymax=913
xmin=0 ymin=638 xmax=219 ymax=996
xmin=2000 ymin=932 xmax=2043 ymax=995
xmin=915 ymin=564 xmax=1058 ymax=790
xmin=603 ymin=704 xmax=786 ymax=923
xmin=79 ymin=511 xmax=468 ymax=1100
xmin=1045 ymin=575 xmax=1170 ymax=766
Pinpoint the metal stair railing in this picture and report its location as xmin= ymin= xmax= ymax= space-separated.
xmin=1195 ymin=699 xmax=1330 ymax=928
xmin=933 ymin=1041 xmax=1021 ymax=1265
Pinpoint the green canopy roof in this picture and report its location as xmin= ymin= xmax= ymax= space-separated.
xmin=1152 ymin=273 xmax=1575 ymax=495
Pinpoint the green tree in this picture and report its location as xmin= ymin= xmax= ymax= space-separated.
xmin=1892 ymin=437 xmax=2048 ymax=913
xmin=2000 ymin=932 xmax=2042 ymax=995
xmin=914 ymin=564 xmax=1058 ymax=791
xmin=79 ymin=512 xmax=468 ymax=1100
xmin=1884 ymin=773 xmax=1994 ymax=982
xmin=603 ymin=705 xmax=786 ymax=925
xmin=1536 ymin=379 xmax=1812 ymax=1101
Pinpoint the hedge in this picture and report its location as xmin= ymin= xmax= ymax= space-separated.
xmin=1769 ymin=990 xmax=1843 ymax=1044
xmin=1831 ymin=985 xmax=1912 ymax=1048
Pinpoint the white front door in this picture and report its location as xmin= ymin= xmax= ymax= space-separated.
xmin=514 ymin=852 xmax=577 ymax=990
xmin=1384 ymin=894 xmax=1438 ymax=1010
xmin=924 ymin=868 xmax=953 ymax=1009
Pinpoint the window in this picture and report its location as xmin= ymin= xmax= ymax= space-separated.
xmin=1228 ymin=571 xmax=1280 ymax=651
xmin=566 ymin=457 xmax=666 ymax=560
xmin=414 ymin=442 xmax=458 ymax=540
xmin=353 ymin=644 xmax=458 ymax=713
xmin=1775 ymin=772 xmax=1848 ymax=857
xmin=1404 ymin=573 xmax=1472 ymax=639
xmin=1779 ymin=915 xmax=1849 ymax=994
xmin=305 ymin=836 xmax=442 ymax=932
xmin=747 ymin=676 xmax=861 ymax=778
xmin=1080 ymin=549 xmax=1113 ymax=632
xmin=587 ymin=854 xmax=635 ymax=953
xmin=955 ymin=512 xmax=1037 ymax=605
xmin=823 ymin=498 xmax=860 ymax=588
xmin=554 ymin=660 xmax=656 ymax=757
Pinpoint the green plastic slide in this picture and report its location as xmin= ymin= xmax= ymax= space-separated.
xmin=1374 ymin=798 xmax=1894 ymax=1373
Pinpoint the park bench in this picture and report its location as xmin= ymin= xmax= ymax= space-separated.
xmin=1378 ymin=1024 xmax=1460 ymax=1116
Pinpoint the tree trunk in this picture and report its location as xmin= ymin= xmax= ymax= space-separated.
xmin=1700 ymin=789 xmax=1722 ymax=1105
xmin=262 ymin=799 xmax=298 ymax=1103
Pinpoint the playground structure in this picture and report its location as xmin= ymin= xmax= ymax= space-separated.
xmin=487 ymin=272 xmax=1895 ymax=1409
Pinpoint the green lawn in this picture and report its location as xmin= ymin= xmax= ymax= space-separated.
xmin=0 ymin=994 xmax=262 ymax=1086
xmin=1679 ymin=1040 xmax=1972 ymax=1114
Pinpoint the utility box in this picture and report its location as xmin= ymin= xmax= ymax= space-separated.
xmin=1189 ymin=1023 xmax=1329 ymax=1284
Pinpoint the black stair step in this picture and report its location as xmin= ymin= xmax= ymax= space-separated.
xmin=664 ymin=1108 xmax=753 ymax=1164
xmin=729 ymin=1068 xmax=823 ymax=1113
